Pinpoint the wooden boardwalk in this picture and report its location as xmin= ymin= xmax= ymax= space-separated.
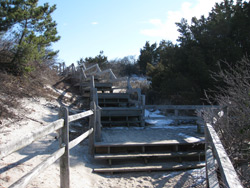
xmin=97 ymin=126 xmax=204 ymax=146
xmin=93 ymin=127 xmax=205 ymax=173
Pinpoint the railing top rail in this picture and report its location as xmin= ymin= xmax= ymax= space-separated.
xmin=145 ymin=105 xmax=220 ymax=110
xmin=0 ymin=118 xmax=64 ymax=160
xmin=205 ymin=123 xmax=243 ymax=188
xmin=0 ymin=108 xmax=94 ymax=160
xmin=68 ymin=110 xmax=93 ymax=122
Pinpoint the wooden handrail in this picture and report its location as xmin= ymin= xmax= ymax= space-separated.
xmin=145 ymin=105 xmax=220 ymax=110
xmin=69 ymin=128 xmax=93 ymax=149
xmin=9 ymin=147 xmax=66 ymax=188
xmin=205 ymin=123 xmax=243 ymax=188
xmin=0 ymin=118 xmax=64 ymax=160
xmin=68 ymin=110 xmax=93 ymax=122
xmin=4 ymin=105 xmax=96 ymax=188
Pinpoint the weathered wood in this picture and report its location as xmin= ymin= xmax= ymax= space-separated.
xmin=145 ymin=116 xmax=199 ymax=120
xmin=206 ymin=148 xmax=219 ymax=188
xmin=59 ymin=107 xmax=70 ymax=188
xmin=68 ymin=110 xmax=93 ymax=122
xmin=145 ymin=105 xmax=220 ymax=110
xmin=90 ymin=76 xmax=95 ymax=101
xmin=93 ymin=68 xmax=117 ymax=80
xmin=93 ymin=88 xmax=98 ymax=106
xmin=84 ymin=64 xmax=101 ymax=73
xmin=95 ymin=140 xmax=205 ymax=147
xmin=93 ymin=162 xmax=205 ymax=173
xmin=89 ymin=101 xmax=96 ymax=155
xmin=95 ymin=151 xmax=205 ymax=160
xmin=0 ymin=119 xmax=64 ymax=159
xmin=69 ymin=128 xmax=93 ymax=149
xmin=101 ymin=107 xmax=142 ymax=116
xmin=205 ymin=123 xmax=243 ymax=188
xmin=98 ymin=93 xmax=129 ymax=99
xmin=95 ymin=106 xmax=102 ymax=142
xmin=9 ymin=147 xmax=65 ymax=188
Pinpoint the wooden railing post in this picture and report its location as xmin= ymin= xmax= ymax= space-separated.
xmin=62 ymin=62 xmax=65 ymax=72
xmin=96 ymin=106 xmax=102 ymax=142
xmin=141 ymin=95 xmax=146 ymax=127
xmin=90 ymin=76 xmax=95 ymax=101
xmin=89 ymin=101 xmax=96 ymax=155
xmin=59 ymin=107 xmax=70 ymax=188
xmin=59 ymin=63 xmax=62 ymax=74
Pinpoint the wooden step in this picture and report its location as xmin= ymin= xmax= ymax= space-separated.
xmin=94 ymin=151 xmax=205 ymax=160
xmin=98 ymin=93 xmax=129 ymax=99
xmin=95 ymin=140 xmax=205 ymax=148
xmin=99 ymin=102 xmax=131 ymax=108
xmin=101 ymin=107 xmax=142 ymax=117
xmin=101 ymin=121 xmax=141 ymax=127
xmin=93 ymin=162 xmax=205 ymax=173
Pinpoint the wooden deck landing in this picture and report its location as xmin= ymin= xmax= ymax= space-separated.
xmin=96 ymin=127 xmax=204 ymax=146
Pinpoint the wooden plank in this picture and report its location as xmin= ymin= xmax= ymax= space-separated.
xmin=69 ymin=128 xmax=93 ymax=149
xmin=95 ymin=140 xmax=205 ymax=147
xmin=206 ymin=123 xmax=243 ymax=188
xmin=101 ymin=107 xmax=141 ymax=110
xmin=9 ymin=147 xmax=65 ymax=188
xmin=145 ymin=105 xmax=220 ymax=110
xmin=89 ymin=102 xmax=96 ymax=155
xmin=59 ymin=107 xmax=70 ymax=188
xmin=101 ymin=109 xmax=141 ymax=117
xmin=93 ymin=162 xmax=205 ymax=173
xmin=145 ymin=116 xmax=199 ymax=120
xmin=96 ymin=106 xmax=102 ymax=142
xmin=0 ymin=119 xmax=64 ymax=159
xmin=95 ymin=151 xmax=205 ymax=160
xmin=98 ymin=93 xmax=129 ymax=99
xmin=206 ymin=148 xmax=219 ymax=188
xmin=68 ymin=110 xmax=93 ymax=122
xmin=101 ymin=121 xmax=141 ymax=124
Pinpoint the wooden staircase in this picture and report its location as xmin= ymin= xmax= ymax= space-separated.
xmin=93 ymin=135 xmax=205 ymax=173
xmin=64 ymin=63 xmax=206 ymax=174
xmin=98 ymin=91 xmax=144 ymax=127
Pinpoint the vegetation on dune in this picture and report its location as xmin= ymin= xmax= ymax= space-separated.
xmin=0 ymin=0 xmax=60 ymax=119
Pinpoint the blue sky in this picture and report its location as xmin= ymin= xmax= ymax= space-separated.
xmin=39 ymin=0 xmax=224 ymax=65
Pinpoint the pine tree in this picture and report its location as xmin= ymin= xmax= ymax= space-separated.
xmin=0 ymin=0 xmax=60 ymax=74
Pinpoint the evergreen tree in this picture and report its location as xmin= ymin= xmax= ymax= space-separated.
xmin=0 ymin=0 xmax=60 ymax=75
xmin=137 ymin=41 xmax=158 ymax=75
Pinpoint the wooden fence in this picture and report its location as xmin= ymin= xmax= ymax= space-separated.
xmin=144 ymin=105 xmax=243 ymax=187
xmin=144 ymin=105 xmax=219 ymax=133
xmin=205 ymin=122 xmax=243 ymax=188
xmin=0 ymin=77 xmax=100 ymax=188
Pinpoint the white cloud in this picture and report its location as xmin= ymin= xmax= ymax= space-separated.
xmin=140 ymin=0 xmax=224 ymax=42
xmin=91 ymin=22 xmax=98 ymax=25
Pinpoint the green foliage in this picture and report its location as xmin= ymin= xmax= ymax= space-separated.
xmin=138 ymin=0 xmax=250 ymax=104
xmin=138 ymin=41 xmax=158 ymax=75
xmin=78 ymin=51 xmax=108 ymax=69
xmin=0 ymin=0 xmax=60 ymax=75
